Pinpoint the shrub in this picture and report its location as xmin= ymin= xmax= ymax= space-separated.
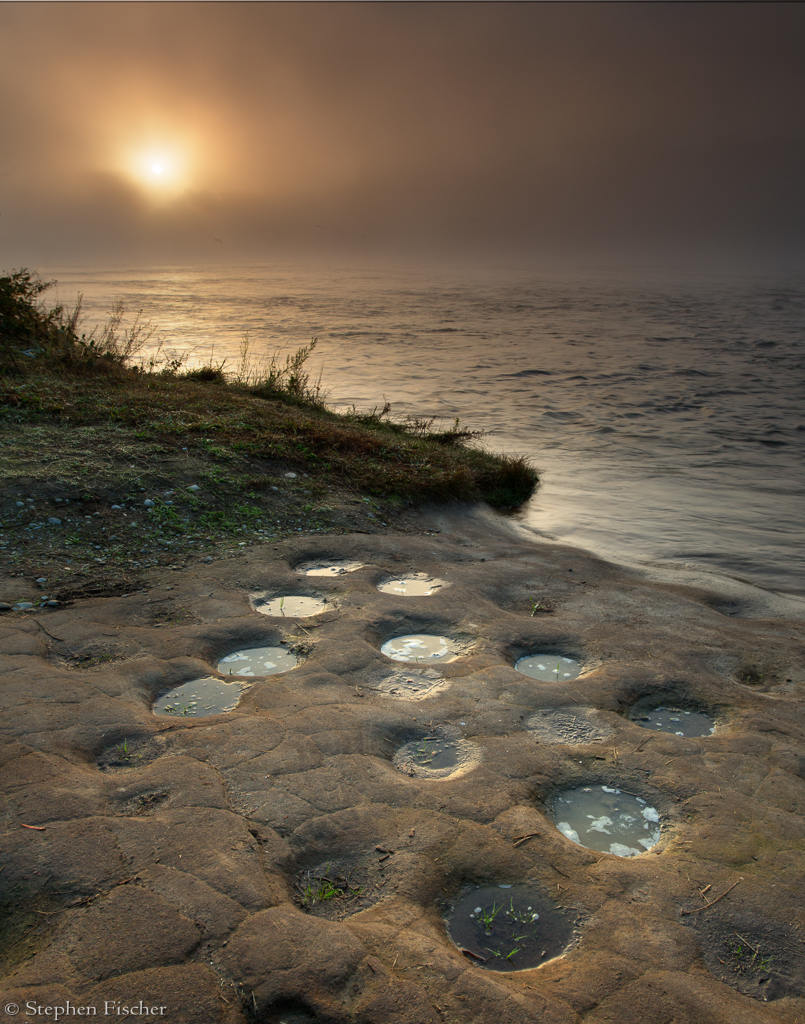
xmin=0 ymin=269 xmax=68 ymax=360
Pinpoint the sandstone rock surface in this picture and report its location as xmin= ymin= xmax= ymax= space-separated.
xmin=1 ymin=508 xmax=802 ymax=1023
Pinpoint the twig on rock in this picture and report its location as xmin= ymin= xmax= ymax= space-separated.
xmin=460 ymin=947 xmax=487 ymax=963
xmin=681 ymin=877 xmax=743 ymax=916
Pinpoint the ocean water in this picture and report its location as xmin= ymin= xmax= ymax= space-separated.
xmin=47 ymin=263 xmax=805 ymax=605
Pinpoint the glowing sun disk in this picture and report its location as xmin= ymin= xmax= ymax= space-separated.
xmin=130 ymin=147 xmax=187 ymax=194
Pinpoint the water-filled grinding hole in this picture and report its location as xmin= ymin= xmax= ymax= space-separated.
xmin=377 ymin=573 xmax=448 ymax=596
xmin=629 ymin=704 xmax=715 ymax=737
xmin=381 ymin=634 xmax=459 ymax=664
xmin=153 ymin=677 xmax=245 ymax=718
xmin=251 ymin=594 xmax=331 ymax=617
xmin=392 ymin=731 xmax=479 ymax=779
xmin=515 ymin=654 xmax=583 ymax=682
xmin=296 ymin=560 xmax=364 ymax=577
xmin=551 ymin=785 xmax=661 ymax=857
xmin=217 ymin=645 xmax=298 ymax=677
xmin=526 ymin=707 xmax=614 ymax=745
xmin=446 ymin=883 xmax=573 ymax=971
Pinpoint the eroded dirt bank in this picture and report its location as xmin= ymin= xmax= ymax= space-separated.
xmin=1 ymin=508 xmax=803 ymax=1024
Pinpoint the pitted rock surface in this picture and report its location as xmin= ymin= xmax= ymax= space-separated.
xmin=0 ymin=507 xmax=803 ymax=1024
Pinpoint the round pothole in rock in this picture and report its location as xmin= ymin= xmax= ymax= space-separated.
xmin=294 ymin=856 xmax=388 ymax=921
xmin=153 ymin=677 xmax=246 ymax=718
xmin=526 ymin=707 xmax=614 ymax=745
xmin=515 ymin=654 xmax=583 ymax=682
xmin=446 ymin=883 xmax=574 ymax=971
xmin=629 ymin=705 xmax=715 ymax=737
xmin=551 ymin=785 xmax=662 ymax=856
xmin=251 ymin=594 xmax=331 ymax=617
xmin=377 ymin=573 xmax=449 ymax=596
xmin=97 ymin=734 xmax=165 ymax=771
xmin=371 ymin=668 xmax=450 ymax=700
xmin=263 ymin=1005 xmax=321 ymax=1024
xmin=296 ymin=560 xmax=364 ymax=577
xmin=381 ymin=634 xmax=460 ymax=664
xmin=685 ymin=904 xmax=804 ymax=1002
xmin=217 ymin=645 xmax=298 ymax=677
xmin=392 ymin=731 xmax=479 ymax=779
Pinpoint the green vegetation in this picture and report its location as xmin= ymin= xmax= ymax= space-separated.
xmin=0 ymin=269 xmax=538 ymax=598
xmin=478 ymin=902 xmax=502 ymax=932
xmin=730 ymin=934 xmax=773 ymax=974
xmin=302 ymin=879 xmax=344 ymax=907
xmin=298 ymin=869 xmax=362 ymax=910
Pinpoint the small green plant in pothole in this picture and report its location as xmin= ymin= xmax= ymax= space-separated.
xmin=729 ymin=934 xmax=774 ymax=975
xmin=297 ymin=868 xmax=363 ymax=912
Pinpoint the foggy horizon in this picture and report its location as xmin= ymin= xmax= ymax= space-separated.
xmin=2 ymin=2 xmax=805 ymax=271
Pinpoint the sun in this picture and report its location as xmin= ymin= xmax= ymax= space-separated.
xmin=130 ymin=147 xmax=187 ymax=196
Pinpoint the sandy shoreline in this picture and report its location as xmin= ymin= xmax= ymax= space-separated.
xmin=1 ymin=506 xmax=803 ymax=1023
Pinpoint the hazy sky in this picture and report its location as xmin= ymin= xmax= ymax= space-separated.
xmin=2 ymin=2 xmax=804 ymax=267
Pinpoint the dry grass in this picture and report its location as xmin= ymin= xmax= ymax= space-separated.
xmin=0 ymin=269 xmax=538 ymax=597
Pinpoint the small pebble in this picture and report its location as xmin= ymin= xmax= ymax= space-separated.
xmin=47 ymin=517 xmax=62 ymax=526
xmin=144 ymin=499 xmax=155 ymax=508
xmin=0 ymin=602 xmax=12 ymax=612
xmin=13 ymin=602 xmax=34 ymax=611
xmin=46 ymin=600 xmax=60 ymax=608
xmin=36 ymin=577 xmax=47 ymax=584
xmin=111 ymin=504 xmax=123 ymax=511
xmin=284 ymin=472 xmax=297 ymax=479
xmin=15 ymin=501 xmax=24 ymax=508
xmin=187 ymin=484 xmax=200 ymax=492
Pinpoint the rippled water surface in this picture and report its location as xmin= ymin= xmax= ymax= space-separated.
xmin=49 ymin=263 xmax=805 ymax=601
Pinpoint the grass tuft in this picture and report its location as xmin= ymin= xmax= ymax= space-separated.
xmin=0 ymin=267 xmax=539 ymax=595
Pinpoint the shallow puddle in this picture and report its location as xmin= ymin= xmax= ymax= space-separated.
xmin=377 ymin=573 xmax=448 ymax=596
xmin=630 ymin=705 xmax=715 ymax=737
xmin=296 ymin=560 xmax=364 ymax=577
xmin=551 ymin=785 xmax=661 ymax=856
xmin=393 ymin=732 xmax=478 ymax=779
xmin=446 ymin=883 xmax=573 ymax=971
xmin=251 ymin=594 xmax=331 ymax=617
xmin=217 ymin=645 xmax=298 ymax=677
xmin=153 ymin=677 xmax=245 ymax=718
xmin=515 ymin=654 xmax=582 ymax=682
xmin=381 ymin=634 xmax=459 ymax=664
xmin=370 ymin=669 xmax=450 ymax=700
xmin=526 ymin=707 xmax=614 ymax=745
